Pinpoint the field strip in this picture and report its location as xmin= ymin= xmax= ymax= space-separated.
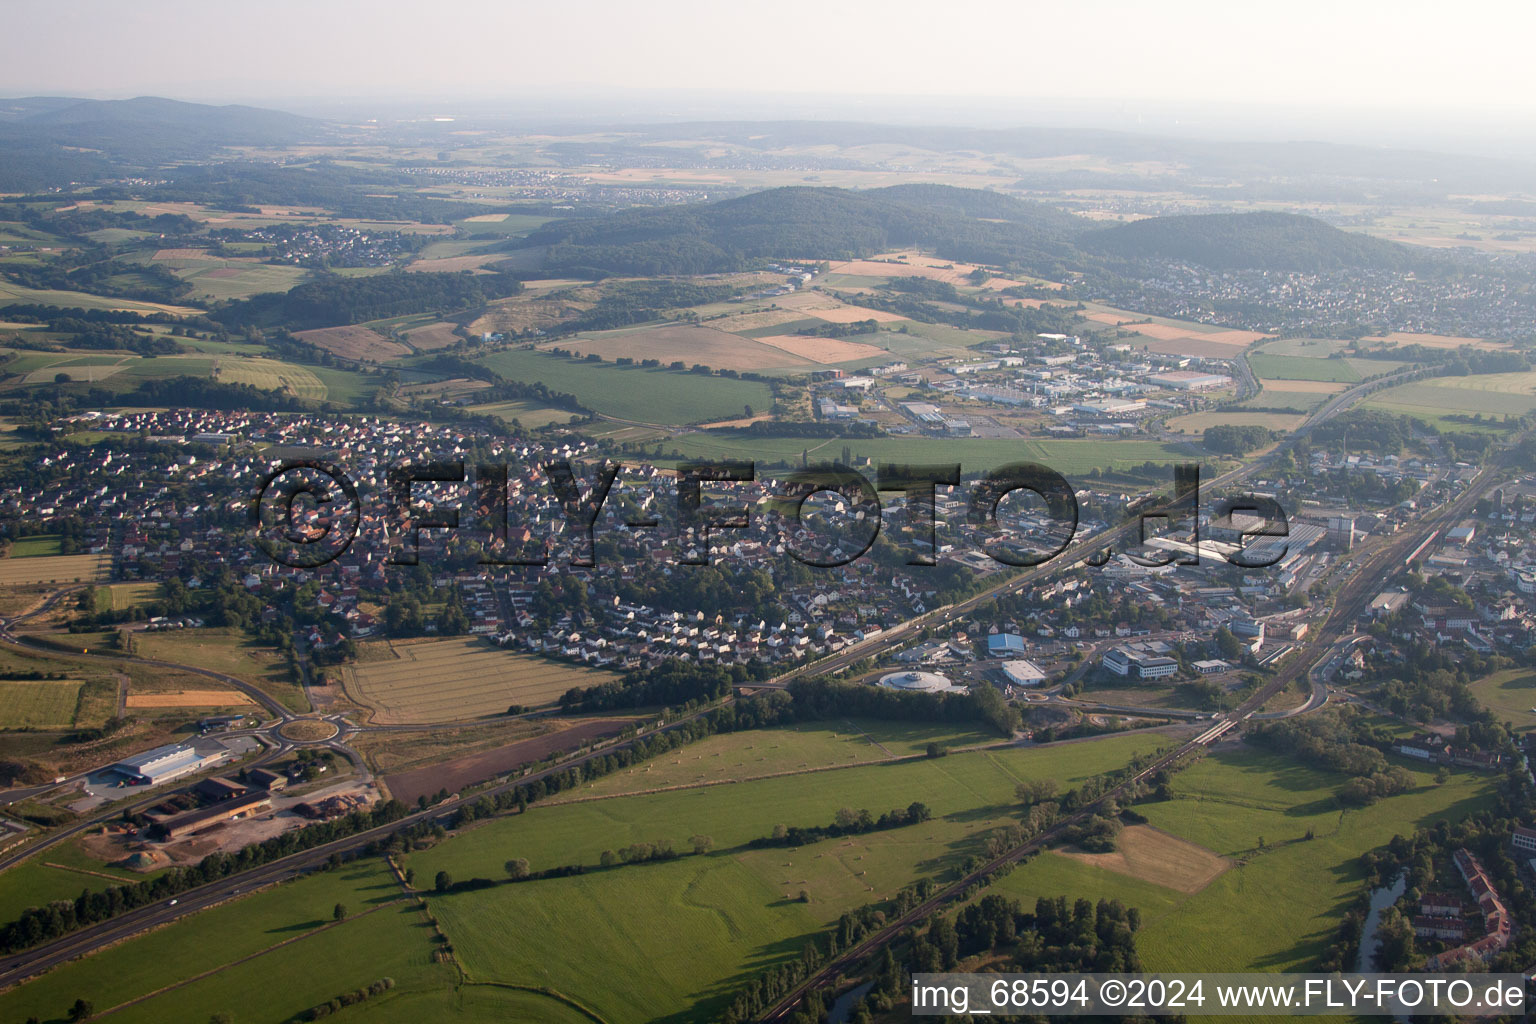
xmin=840 ymin=718 xmax=895 ymax=756
xmin=91 ymin=898 xmax=409 ymax=1018
xmin=42 ymin=861 xmax=132 ymax=882
xmin=465 ymin=982 xmax=612 ymax=1024
xmin=539 ymin=741 xmax=1018 ymax=807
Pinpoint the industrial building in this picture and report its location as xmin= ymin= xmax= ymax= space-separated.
xmin=157 ymin=790 xmax=272 ymax=840
xmin=109 ymin=742 xmax=226 ymax=787
xmin=1145 ymin=371 xmax=1232 ymax=391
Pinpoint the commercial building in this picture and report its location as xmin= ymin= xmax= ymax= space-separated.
xmin=1103 ymin=644 xmax=1179 ymax=680
xmin=1146 ymin=371 xmax=1232 ymax=391
xmin=876 ymin=670 xmax=965 ymax=694
xmin=109 ymin=743 xmax=225 ymax=787
xmin=986 ymin=633 xmax=1027 ymax=656
xmin=1000 ymin=660 xmax=1047 ymax=688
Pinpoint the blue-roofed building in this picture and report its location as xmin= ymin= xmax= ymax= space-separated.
xmin=986 ymin=633 xmax=1026 ymax=656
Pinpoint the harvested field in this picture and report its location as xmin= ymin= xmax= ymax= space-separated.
xmin=342 ymin=638 xmax=621 ymax=724
xmin=1137 ymin=337 xmax=1260 ymax=358
xmin=215 ymin=358 xmax=326 ymax=400
xmin=1258 ymin=378 xmax=1348 ymax=393
xmin=125 ymin=689 xmax=254 ymax=709
xmin=403 ymin=321 xmax=462 ymax=351
xmin=406 ymin=255 xmax=509 ymax=273
xmin=294 ymin=325 xmax=409 ymax=362
xmin=697 ymin=413 xmax=775 ymax=429
xmin=470 ymin=296 xmax=594 ymax=336
xmin=804 ymin=304 xmax=907 ymax=324
xmin=550 ymin=325 xmax=800 ymax=371
xmin=752 ymin=334 xmax=887 ymax=364
xmin=827 ymin=253 xmax=1025 ymax=289
xmin=382 ymin=718 xmax=634 ymax=803
xmin=462 ymin=213 xmax=510 ymax=223
xmin=1124 ymin=322 xmax=1252 ymax=344
xmin=1168 ymin=410 xmax=1305 ymax=432
xmin=22 ymin=359 xmax=129 ymax=384
xmin=0 ymin=553 xmax=108 ymax=584
xmin=1053 ymin=824 xmax=1231 ymax=894
xmin=1363 ymin=331 xmax=1505 ymax=350
xmin=708 ymin=309 xmax=810 ymax=333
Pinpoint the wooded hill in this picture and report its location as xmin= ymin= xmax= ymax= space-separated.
xmin=1082 ymin=210 xmax=1419 ymax=272
xmin=516 ymin=184 xmax=1419 ymax=278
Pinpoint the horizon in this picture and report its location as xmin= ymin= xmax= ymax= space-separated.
xmin=6 ymin=0 xmax=1536 ymax=158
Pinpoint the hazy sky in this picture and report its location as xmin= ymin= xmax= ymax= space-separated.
xmin=6 ymin=0 xmax=1535 ymax=117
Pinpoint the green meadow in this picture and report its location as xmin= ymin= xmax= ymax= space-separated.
xmin=478 ymin=349 xmax=774 ymax=425
xmin=989 ymin=749 xmax=1496 ymax=974
xmin=406 ymin=730 xmax=1165 ymax=1024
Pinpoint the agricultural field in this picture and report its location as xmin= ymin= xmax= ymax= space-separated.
xmin=0 ymin=678 xmax=83 ymax=728
xmin=1052 ymin=823 xmax=1231 ymax=894
xmin=452 ymin=211 xmax=558 ymax=236
xmin=1246 ymin=353 xmax=1361 ymax=383
xmin=1078 ymin=302 xmax=1267 ymax=358
xmin=1466 ymin=667 xmax=1536 ymax=732
xmin=989 ymin=747 xmax=1496 ymax=973
xmin=662 ymin=432 xmax=1201 ymax=477
xmin=546 ymin=718 xmax=1008 ymax=802
xmin=1365 ymin=372 xmax=1536 ymax=421
xmin=98 ymin=581 xmax=162 ymax=612
xmin=464 ymin=397 xmax=583 ymax=428
xmin=295 ymin=324 xmax=411 ymax=362
xmin=308 ymin=364 xmax=383 ymax=406
xmin=130 ymin=628 xmax=306 ymax=713
xmin=1249 ymin=337 xmax=1349 ymax=358
xmin=548 ymin=323 xmax=885 ymax=372
xmin=1167 ymin=410 xmax=1306 ymax=433
xmin=0 ymin=552 xmax=109 ymax=584
xmin=0 ymin=847 xmax=156 ymax=924
xmin=149 ymin=253 xmax=310 ymax=301
xmin=477 ymin=349 xmax=774 ymax=425
xmin=213 ymin=357 xmax=326 ymax=400
xmin=407 ymin=730 xmax=1164 ymax=1024
xmin=342 ymin=638 xmax=620 ymax=724
xmin=0 ymin=277 xmax=200 ymax=316
xmin=7 ymin=534 xmax=62 ymax=557
xmin=1362 ymin=331 xmax=1507 ymax=351
xmin=402 ymin=321 xmax=462 ymax=351
xmin=123 ymin=689 xmax=255 ymax=709
xmin=0 ymin=860 xmax=450 ymax=1024
xmin=1250 ymin=337 xmax=1408 ymax=378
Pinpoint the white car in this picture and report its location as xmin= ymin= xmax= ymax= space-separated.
xmin=168 ymin=899 xmax=178 ymax=906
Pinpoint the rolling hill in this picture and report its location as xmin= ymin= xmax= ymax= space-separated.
xmin=1082 ymin=210 xmax=1417 ymax=272
xmin=0 ymin=96 xmax=320 ymax=190
xmin=518 ymin=184 xmax=1090 ymax=277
